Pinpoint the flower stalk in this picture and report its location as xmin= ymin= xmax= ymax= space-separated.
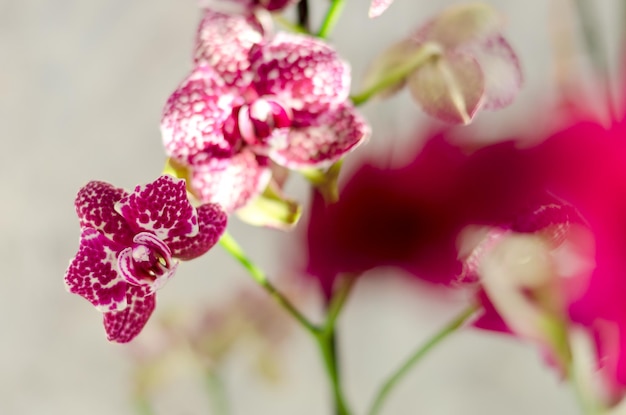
xmin=219 ymin=230 xmax=354 ymax=415
xmin=351 ymin=42 xmax=442 ymax=106
xmin=367 ymin=304 xmax=478 ymax=415
xmin=318 ymin=0 xmax=347 ymax=39
xmin=218 ymin=231 xmax=318 ymax=335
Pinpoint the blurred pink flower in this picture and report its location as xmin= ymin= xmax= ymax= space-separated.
xmin=65 ymin=176 xmax=227 ymax=342
xmin=304 ymin=111 xmax=626 ymax=401
xmin=304 ymin=133 xmax=545 ymax=297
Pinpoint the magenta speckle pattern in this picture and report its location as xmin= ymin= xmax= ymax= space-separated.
xmin=271 ymin=103 xmax=371 ymax=169
xmin=103 ymin=286 xmax=156 ymax=344
xmin=470 ymin=34 xmax=522 ymax=111
xmin=161 ymin=66 xmax=235 ymax=164
xmin=65 ymin=175 xmax=227 ymax=342
xmin=65 ymin=228 xmax=128 ymax=312
xmin=168 ymin=203 xmax=228 ymax=260
xmin=75 ymin=181 xmax=134 ymax=245
xmin=250 ymin=32 xmax=350 ymax=114
xmin=115 ymin=176 xmax=199 ymax=241
xmin=194 ymin=9 xmax=263 ymax=89
xmin=191 ymin=151 xmax=272 ymax=212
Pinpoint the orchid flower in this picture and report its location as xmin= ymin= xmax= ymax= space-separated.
xmin=361 ymin=3 xmax=522 ymax=123
xmin=64 ymin=175 xmax=227 ymax=342
xmin=303 ymin=115 xmax=626 ymax=404
xmin=162 ymin=12 xmax=369 ymax=213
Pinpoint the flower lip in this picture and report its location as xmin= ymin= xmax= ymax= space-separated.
xmin=117 ymin=231 xmax=178 ymax=292
xmin=223 ymin=96 xmax=293 ymax=148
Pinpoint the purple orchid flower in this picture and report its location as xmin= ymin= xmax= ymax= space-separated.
xmin=161 ymin=11 xmax=370 ymax=212
xmin=64 ymin=175 xmax=227 ymax=343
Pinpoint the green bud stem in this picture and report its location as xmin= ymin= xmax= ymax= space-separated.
xmin=219 ymin=231 xmax=354 ymax=415
xmin=351 ymin=42 xmax=443 ymax=106
xmin=219 ymin=231 xmax=318 ymax=335
xmin=367 ymin=304 xmax=478 ymax=415
xmin=273 ymin=14 xmax=309 ymax=34
xmin=318 ymin=0 xmax=347 ymax=39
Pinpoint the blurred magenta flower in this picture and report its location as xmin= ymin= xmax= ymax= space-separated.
xmin=305 ymin=133 xmax=544 ymax=298
xmin=362 ymin=3 xmax=522 ymax=123
xmin=369 ymin=0 xmax=394 ymax=18
xmin=65 ymin=175 xmax=227 ymax=342
xmin=162 ymin=15 xmax=369 ymax=212
xmin=305 ymin=110 xmax=626 ymax=402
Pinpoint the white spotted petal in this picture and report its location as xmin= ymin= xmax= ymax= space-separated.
xmin=269 ymin=103 xmax=370 ymax=169
xmin=250 ymin=32 xmax=351 ymax=114
xmin=115 ymin=176 xmax=199 ymax=241
xmin=194 ymin=9 xmax=265 ymax=89
xmin=161 ymin=66 xmax=237 ymax=165
xmin=191 ymin=150 xmax=272 ymax=212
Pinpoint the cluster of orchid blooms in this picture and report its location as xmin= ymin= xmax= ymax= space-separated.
xmin=65 ymin=0 xmax=626 ymax=413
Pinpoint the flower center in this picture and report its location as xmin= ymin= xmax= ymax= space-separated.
xmin=117 ymin=232 xmax=177 ymax=291
xmin=223 ymin=96 xmax=292 ymax=148
xmin=130 ymin=243 xmax=171 ymax=280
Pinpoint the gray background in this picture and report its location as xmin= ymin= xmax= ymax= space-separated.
xmin=1 ymin=0 xmax=622 ymax=414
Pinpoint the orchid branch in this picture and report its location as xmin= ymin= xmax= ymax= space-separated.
xmin=318 ymin=0 xmax=346 ymax=39
xmin=205 ymin=370 xmax=231 ymax=415
xmin=351 ymin=42 xmax=442 ymax=106
xmin=297 ymin=0 xmax=311 ymax=33
xmin=218 ymin=231 xmax=319 ymax=335
xmin=133 ymin=393 xmax=156 ymax=415
xmin=274 ymin=14 xmax=309 ymax=34
xmin=323 ymin=275 xmax=357 ymax=337
xmin=367 ymin=305 xmax=478 ymax=415
xmin=219 ymin=231 xmax=354 ymax=414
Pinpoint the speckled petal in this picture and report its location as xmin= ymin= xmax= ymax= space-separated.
xmin=369 ymin=0 xmax=394 ymax=18
xmin=75 ymin=181 xmax=133 ymax=245
xmin=408 ymin=51 xmax=484 ymax=124
xmin=269 ymin=103 xmax=370 ymax=169
xmin=64 ymin=228 xmax=127 ymax=312
xmin=103 ymin=285 xmax=156 ymax=343
xmin=421 ymin=3 xmax=502 ymax=49
xmin=167 ymin=203 xmax=228 ymax=260
xmin=466 ymin=35 xmax=522 ymax=110
xmin=191 ymin=150 xmax=272 ymax=212
xmin=115 ymin=176 xmax=199 ymax=241
xmin=250 ymin=32 xmax=350 ymax=114
xmin=194 ymin=9 xmax=264 ymax=89
xmin=161 ymin=65 xmax=236 ymax=164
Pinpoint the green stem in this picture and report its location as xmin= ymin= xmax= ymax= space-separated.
xmin=367 ymin=305 xmax=477 ymax=415
xmin=218 ymin=231 xmax=318 ymax=335
xmin=205 ymin=369 xmax=230 ymax=415
xmin=323 ymin=275 xmax=357 ymax=337
xmin=274 ymin=15 xmax=309 ymax=34
xmin=572 ymin=0 xmax=617 ymax=119
xmin=219 ymin=231 xmax=353 ymax=414
xmin=133 ymin=394 xmax=156 ymax=415
xmin=350 ymin=42 xmax=442 ymax=106
xmin=317 ymin=332 xmax=352 ymax=415
xmin=317 ymin=0 xmax=346 ymax=39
